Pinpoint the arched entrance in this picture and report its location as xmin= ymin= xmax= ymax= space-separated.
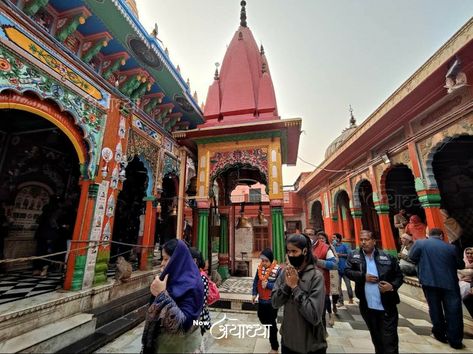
xmin=334 ymin=190 xmax=354 ymax=240
xmin=0 ymin=108 xmax=81 ymax=279
xmin=385 ymin=164 xmax=424 ymax=246
xmin=111 ymin=156 xmax=148 ymax=264
xmin=310 ymin=200 xmax=324 ymax=232
xmin=432 ymin=135 xmax=473 ymax=247
xmin=156 ymin=174 xmax=178 ymax=248
xmin=357 ymin=180 xmax=380 ymax=242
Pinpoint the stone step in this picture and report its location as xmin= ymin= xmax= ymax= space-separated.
xmin=59 ymin=304 xmax=147 ymax=354
xmin=0 ymin=313 xmax=96 ymax=353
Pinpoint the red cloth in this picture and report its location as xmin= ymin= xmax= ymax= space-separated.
xmin=312 ymin=240 xmax=330 ymax=293
xmin=405 ymin=215 xmax=427 ymax=241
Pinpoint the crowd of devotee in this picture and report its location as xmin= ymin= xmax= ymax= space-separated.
xmin=142 ymin=209 xmax=470 ymax=354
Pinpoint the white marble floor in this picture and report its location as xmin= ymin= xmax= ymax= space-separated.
xmin=96 ymin=308 xmax=473 ymax=353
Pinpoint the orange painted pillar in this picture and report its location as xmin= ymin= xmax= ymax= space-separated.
xmin=417 ymin=188 xmax=444 ymax=238
xmin=369 ymin=165 xmax=397 ymax=255
xmin=63 ymin=181 xmax=98 ymax=290
xmin=351 ymin=208 xmax=362 ymax=249
xmin=140 ymin=198 xmax=155 ymax=270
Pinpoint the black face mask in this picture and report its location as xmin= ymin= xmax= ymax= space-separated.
xmin=288 ymin=254 xmax=305 ymax=268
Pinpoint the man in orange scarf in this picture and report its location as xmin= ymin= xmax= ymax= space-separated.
xmin=252 ymin=248 xmax=281 ymax=354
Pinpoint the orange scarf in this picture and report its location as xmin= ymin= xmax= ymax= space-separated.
xmin=258 ymin=261 xmax=277 ymax=281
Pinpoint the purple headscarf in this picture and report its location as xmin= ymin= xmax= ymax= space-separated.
xmin=160 ymin=240 xmax=204 ymax=322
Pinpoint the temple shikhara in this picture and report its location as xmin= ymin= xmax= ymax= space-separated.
xmin=0 ymin=0 xmax=473 ymax=351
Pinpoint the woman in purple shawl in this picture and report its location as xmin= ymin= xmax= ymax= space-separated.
xmin=141 ymin=239 xmax=204 ymax=353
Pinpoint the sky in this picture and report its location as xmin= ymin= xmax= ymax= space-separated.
xmin=134 ymin=0 xmax=473 ymax=185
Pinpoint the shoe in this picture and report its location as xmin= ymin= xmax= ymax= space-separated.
xmin=269 ymin=350 xmax=278 ymax=354
xmin=450 ymin=343 xmax=465 ymax=350
xmin=348 ymin=298 xmax=354 ymax=304
xmin=430 ymin=333 xmax=448 ymax=344
xmin=328 ymin=314 xmax=335 ymax=327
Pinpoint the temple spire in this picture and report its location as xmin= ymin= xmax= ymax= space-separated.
xmin=349 ymin=105 xmax=356 ymax=127
xmin=240 ymin=1 xmax=247 ymax=27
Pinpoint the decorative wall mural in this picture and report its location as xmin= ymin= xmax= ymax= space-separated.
xmin=0 ymin=14 xmax=109 ymax=107
xmin=209 ymin=148 xmax=269 ymax=182
xmin=163 ymin=154 xmax=179 ymax=177
xmin=0 ymin=45 xmax=106 ymax=178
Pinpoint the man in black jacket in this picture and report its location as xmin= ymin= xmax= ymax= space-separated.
xmin=345 ymin=230 xmax=404 ymax=354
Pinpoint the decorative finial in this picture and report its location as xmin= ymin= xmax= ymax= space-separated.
xmin=349 ymin=105 xmax=356 ymax=127
xmin=260 ymin=44 xmax=264 ymax=55
xmin=214 ymin=62 xmax=220 ymax=80
xmin=240 ymin=0 xmax=247 ymax=27
xmin=262 ymin=62 xmax=267 ymax=73
xmin=176 ymin=65 xmax=180 ymax=73
xmin=193 ymin=91 xmax=198 ymax=102
xmin=165 ymin=47 xmax=169 ymax=56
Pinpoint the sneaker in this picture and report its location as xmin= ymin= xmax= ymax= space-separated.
xmin=348 ymin=298 xmax=354 ymax=304
xmin=430 ymin=333 xmax=448 ymax=344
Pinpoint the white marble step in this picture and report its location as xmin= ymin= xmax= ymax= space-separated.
xmin=0 ymin=313 xmax=96 ymax=353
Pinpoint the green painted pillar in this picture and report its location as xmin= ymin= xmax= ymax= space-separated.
xmin=217 ymin=214 xmax=230 ymax=280
xmin=271 ymin=205 xmax=285 ymax=263
xmin=93 ymin=249 xmax=109 ymax=286
xmin=197 ymin=208 xmax=209 ymax=261
xmin=82 ymin=39 xmax=108 ymax=63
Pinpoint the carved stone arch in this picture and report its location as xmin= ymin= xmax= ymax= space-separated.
xmin=332 ymin=189 xmax=349 ymax=217
xmin=353 ymin=178 xmax=372 ymax=208
xmin=309 ymin=199 xmax=324 ymax=231
xmin=379 ymin=163 xmax=414 ymax=204
xmin=209 ymin=162 xmax=268 ymax=198
xmin=127 ymin=130 xmax=160 ymax=195
xmin=0 ymin=90 xmax=92 ymax=177
xmin=424 ymin=133 xmax=473 ymax=189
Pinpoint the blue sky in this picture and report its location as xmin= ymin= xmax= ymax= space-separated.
xmin=135 ymin=0 xmax=473 ymax=185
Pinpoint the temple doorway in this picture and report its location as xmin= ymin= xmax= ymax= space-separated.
xmin=0 ymin=108 xmax=81 ymax=301
xmin=156 ymin=174 xmax=178 ymax=247
xmin=310 ymin=201 xmax=324 ymax=232
xmin=358 ymin=180 xmax=381 ymax=244
xmin=432 ymin=135 xmax=473 ymax=247
xmin=111 ymin=156 xmax=147 ymax=264
xmin=385 ymin=164 xmax=424 ymax=246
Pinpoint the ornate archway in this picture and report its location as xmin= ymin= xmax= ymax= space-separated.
xmin=310 ymin=200 xmax=324 ymax=232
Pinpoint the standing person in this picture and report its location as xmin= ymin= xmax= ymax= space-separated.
xmin=458 ymin=247 xmax=473 ymax=298
xmin=393 ymin=209 xmax=408 ymax=239
xmin=344 ymin=230 xmax=403 ymax=354
xmin=332 ymin=233 xmax=354 ymax=305
xmin=409 ymin=228 xmax=464 ymax=349
xmin=189 ymin=247 xmax=211 ymax=351
xmin=398 ymin=233 xmax=416 ymax=276
xmin=272 ymin=234 xmax=327 ymax=354
xmin=252 ymin=248 xmax=281 ymax=354
xmin=141 ymin=239 xmax=204 ymax=354
xmin=313 ymin=231 xmax=338 ymax=327
xmin=405 ymin=215 xmax=427 ymax=241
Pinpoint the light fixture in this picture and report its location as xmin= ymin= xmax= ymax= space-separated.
xmin=381 ymin=152 xmax=390 ymax=165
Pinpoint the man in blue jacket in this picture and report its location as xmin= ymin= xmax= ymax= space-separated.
xmin=409 ymin=228 xmax=464 ymax=349
xmin=345 ymin=230 xmax=403 ymax=354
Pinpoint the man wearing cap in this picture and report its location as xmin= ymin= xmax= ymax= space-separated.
xmin=252 ymin=248 xmax=282 ymax=354
xmin=398 ymin=233 xmax=416 ymax=276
